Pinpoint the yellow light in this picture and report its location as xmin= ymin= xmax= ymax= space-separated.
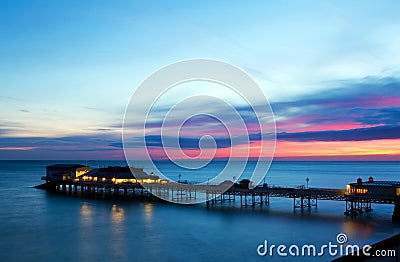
xmin=143 ymin=178 xmax=155 ymax=184
xmin=102 ymin=178 xmax=106 ymax=182
xmin=76 ymin=167 xmax=93 ymax=178
xmin=355 ymin=188 xmax=368 ymax=194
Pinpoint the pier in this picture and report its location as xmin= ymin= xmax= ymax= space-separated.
xmin=37 ymin=164 xmax=400 ymax=221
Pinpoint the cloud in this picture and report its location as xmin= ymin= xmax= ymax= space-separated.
xmin=272 ymin=76 xmax=400 ymax=130
xmin=144 ymin=135 xmax=232 ymax=149
xmin=125 ymin=76 xmax=400 ymax=151
xmin=277 ymin=125 xmax=400 ymax=142
xmin=84 ymin=106 xmax=105 ymax=111
xmin=0 ymin=122 xmax=26 ymax=135
xmin=0 ymin=133 xmax=122 ymax=152
xmin=0 ymin=95 xmax=20 ymax=101
xmin=109 ymin=142 xmax=123 ymax=148
xmin=2 ymin=75 xmax=399 ymax=160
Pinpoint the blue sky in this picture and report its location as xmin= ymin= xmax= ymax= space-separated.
xmin=1 ymin=0 xmax=400 ymax=160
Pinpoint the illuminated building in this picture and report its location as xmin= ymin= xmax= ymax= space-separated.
xmin=347 ymin=177 xmax=400 ymax=198
xmin=77 ymin=166 xmax=160 ymax=184
xmin=45 ymin=164 xmax=93 ymax=181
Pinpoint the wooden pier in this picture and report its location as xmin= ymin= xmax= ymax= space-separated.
xmin=37 ymin=164 xmax=400 ymax=220
xmin=37 ymin=179 xmax=400 ymax=221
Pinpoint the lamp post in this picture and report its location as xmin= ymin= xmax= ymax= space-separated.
xmin=306 ymin=177 xmax=309 ymax=189
xmin=178 ymin=174 xmax=181 ymax=183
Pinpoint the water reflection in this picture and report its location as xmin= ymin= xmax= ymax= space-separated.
xmin=343 ymin=219 xmax=374 ymax=240
xmin=110 ymin=204 xmax=126 ymax=258
xmin=111 ymin=204 xmax=125 ymax=224
xmin=80 ymin=202 xmax=93 ymax=226
xmin=79 ymin=202 xmax=95 ymax=261
xmin=144 ymin=203 xmax=153 ymax=222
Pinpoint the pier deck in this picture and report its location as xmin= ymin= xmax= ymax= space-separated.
xmin=37 ymin=179 xmax=400 ymax=220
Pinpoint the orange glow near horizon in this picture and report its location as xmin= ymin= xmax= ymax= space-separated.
xmin=274 ymin=139 xmax=400 ymax=157
xmin=144 ymin=138 xmax=400 ymax=161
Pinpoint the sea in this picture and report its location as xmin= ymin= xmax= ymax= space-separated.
xmin=0 ymin=160 xmax=399 ymax=261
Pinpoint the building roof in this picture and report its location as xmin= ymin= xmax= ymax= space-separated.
xmin=83 ymin=166 xmax=159 ymax=180
xmin=349 ymin=181 xmax=400 ymax=188
xmin=46 ymin=164 xmax=86 ymax=169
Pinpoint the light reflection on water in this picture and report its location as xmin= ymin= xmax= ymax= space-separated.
xmin=111 ymin=204 xmax=125 ymax=224
xmin=111 ymin=204 xmax=126 ymax=259
xmin=342 ymin=219 xmax=374 ymax=241
xmin=144 ymin=203 xmax=153 ymax=222
xmin=81 ymin=202 xmax=93 ymax=225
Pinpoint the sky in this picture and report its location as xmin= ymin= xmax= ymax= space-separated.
xmin=1 ymin=0 xmax=400 ymax=160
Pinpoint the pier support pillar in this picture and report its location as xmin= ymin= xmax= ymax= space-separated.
xmin=114 ymin=186 xmax=118 ymax=197
xmin=393 ymin=198 xmax=400 ymax=221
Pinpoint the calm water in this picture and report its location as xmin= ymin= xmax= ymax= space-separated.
xmin=0 ymin=160 xmax=400 ymax=261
